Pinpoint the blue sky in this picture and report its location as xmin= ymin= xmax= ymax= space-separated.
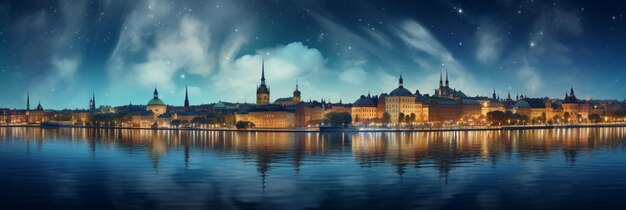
xmin=0 ymin=0 xmax=625 ymax=109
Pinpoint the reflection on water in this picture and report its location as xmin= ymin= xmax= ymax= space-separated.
xmin=1 ymin=127 xmax=626 ymax=209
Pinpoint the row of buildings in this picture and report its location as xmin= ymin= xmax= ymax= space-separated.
xmin=233 ymin=62 xmax=625 ymax=128
xmin=2 ymin=61 xmax=625 ymax=128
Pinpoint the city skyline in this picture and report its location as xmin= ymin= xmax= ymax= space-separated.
xmin=1 ymin=0 xmax=626 ymax=109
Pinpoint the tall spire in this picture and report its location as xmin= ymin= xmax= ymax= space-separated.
xmin=445 ymin=69 xmax=449 ymax=87
xmin=399 ymin=74 xmax=404 ymax=88
xmin=260 ymin=58 xmax=266 ymax=85
xmin=26 ymin=91 xmax=30 ymax=111
xmin=295 ymin=78 xmax=298 ymax=90
xmin=439 ymin=70 xmax=443 ymax=86
xmin=570 ymin=85 xmax=574 ymax=97
xmin=507 ymin=91 xmax=511 ymax=100
xmin=184 ymin=86 xmax=189 ymax=110
xmin=89 ymin=91 xmax=96 ymax=112
xmin=492 ymin=89 xmax=496 ymax=99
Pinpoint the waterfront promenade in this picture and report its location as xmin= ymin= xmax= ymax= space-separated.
xmin=2 ymin=123 xmax=626 ymax=133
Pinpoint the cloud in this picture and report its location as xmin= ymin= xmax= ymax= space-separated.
xmin=476 ymin=22 xmax=504 ymax=64
xmin=212 ymin=42 xmax=327 ymax=102
xmin=515 ymin=60 xmax=542 ymax=94
xmin=340 ymin=67 xmax=367 ymax=85
xmin=52 ymin=57 xmax=80 ymax=80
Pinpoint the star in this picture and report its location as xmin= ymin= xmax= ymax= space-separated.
xmin=458 ymin=9 xmax=463 ymax=14
xmin=530 ymin=41 xmax=535 ymax=47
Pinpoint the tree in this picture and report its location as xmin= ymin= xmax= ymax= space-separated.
xmin=398 ymin=113 xmax=405 ymax=125
xmin=191 ymin=117 xmax=210 ymax=125
xmin=409 ymin=113 xmax=416 ymax=124
xmin=382 ymin=112 xmax=391 ymax=124
xmin=325 ymin=112 xmax=352 ymax=127
xmin=486 ymin=111 xmax=506 ymax=124
xmin=170 ymin=119 xmax=183 ymax=128
xmin=235 ymin=121 xmax=255 ymax=129
xmin=589 ymin=114 xmax=602 ymax=123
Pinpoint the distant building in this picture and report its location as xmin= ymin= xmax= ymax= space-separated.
xmin=147 ymin=87 xmax=167 ymax=117
xmin=256 ymin=59 xmax=270 ymax=106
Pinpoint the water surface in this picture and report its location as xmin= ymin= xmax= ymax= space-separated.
xmin=1 ymin=127 xmax=626 ymax=209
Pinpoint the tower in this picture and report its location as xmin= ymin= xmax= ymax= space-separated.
xmin=492 ymin=89 xmax=496 ymax=99
xmin=89 ymin=91 xmax=96 ymax=112
xmin=292 ymin=79 xmax=301 ymax=103
xmin=26 ymin=92 xmax=30 ymax=111
xmin=184 ymin=86 xmax=190 ymax=111
xmin=256 ymin=58 xmax=270 ymax=105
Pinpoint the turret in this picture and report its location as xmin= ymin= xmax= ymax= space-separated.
xmin=292 ymin=80 xmax=301 ymax=103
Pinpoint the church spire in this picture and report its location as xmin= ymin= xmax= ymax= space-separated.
xmin=399 ymin=74 xmax=404 ymax=88
xmin=184 ymin=86 xmax=189 ymax=110
xmin=445 ymin=69 xmax=449 ymax=87
xmin=439 ymin=70 xmax=443 ymax=86
xmin=26 ymin=91 xmax=30 ymax=111
xmin=570 ymin=85 xmax=575 ymax=97
xmin=260 ymin=58 xmax=266 ymax=85
xmin=492 ymin=89 xmax=496 ymax=99
xmin=90 ymin=91 xmax=96 ymax=112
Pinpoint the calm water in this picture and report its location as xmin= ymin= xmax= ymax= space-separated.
xmin=1 ymin=127 xmax=626 ymax=209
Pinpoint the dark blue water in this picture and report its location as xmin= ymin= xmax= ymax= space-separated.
xmin=1 ymin=127 xmax=626 ymax=209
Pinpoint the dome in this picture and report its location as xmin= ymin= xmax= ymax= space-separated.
xmin=389 ymin=87 xmax=413 ymax=96
xmin=293 ymin=89 xmax=301 ymax=96
xmin=148 ymin=98 xmax=166 ymax=106
xmin=353 ymin=95 xmax=376 ymax=107
xmin=514 ymin=100 xmax=531 ymax=109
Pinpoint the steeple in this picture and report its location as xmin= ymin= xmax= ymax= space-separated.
xmin=26 ymin=91 xmax=30 ymax=111
xmin=260 ymin=58 xmax=266 ymax=85
xmin=89 ymin=91 xmax=96 ymax=112
xmin=570 ymin=85 xmax=575 ymax=97
xmin=153 ymin=85 xmax=159 ymax=99
xmin=492 ymin=89 xmax=496 ymax=99
xmin=184 ymin=86 xmax=190 ymax=110
xmin=445 ymin=69 xmax=449 ymax=87
xmin=399 ymin=74 xmax=404 ymax=88
xmin=439 ymin=70 xmax=443 ymax=87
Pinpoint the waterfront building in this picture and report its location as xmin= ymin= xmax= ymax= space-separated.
xmin=236 ymin=105 xmax=296 ymax=128
xmin=274 ymin=81 xmax=301 ymax=106
xmin=146 ymin=87 xmax=167 ymax=117
xmin=513 ymin=98 xmax=562 ymax=123
xmin=351 ymin=94 xmax=378 ymax=124
xmin=384 ymin=75 xmax=423 ymax=124
xmin=561 ymin=87 xmax=590 ymax=122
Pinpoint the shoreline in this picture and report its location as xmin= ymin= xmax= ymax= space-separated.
xmin=2 ymin=123 xmax=626 ymax=133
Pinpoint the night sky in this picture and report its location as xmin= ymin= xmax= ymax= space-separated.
xmin=1 ymin=0 xmax=625 ymax=109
